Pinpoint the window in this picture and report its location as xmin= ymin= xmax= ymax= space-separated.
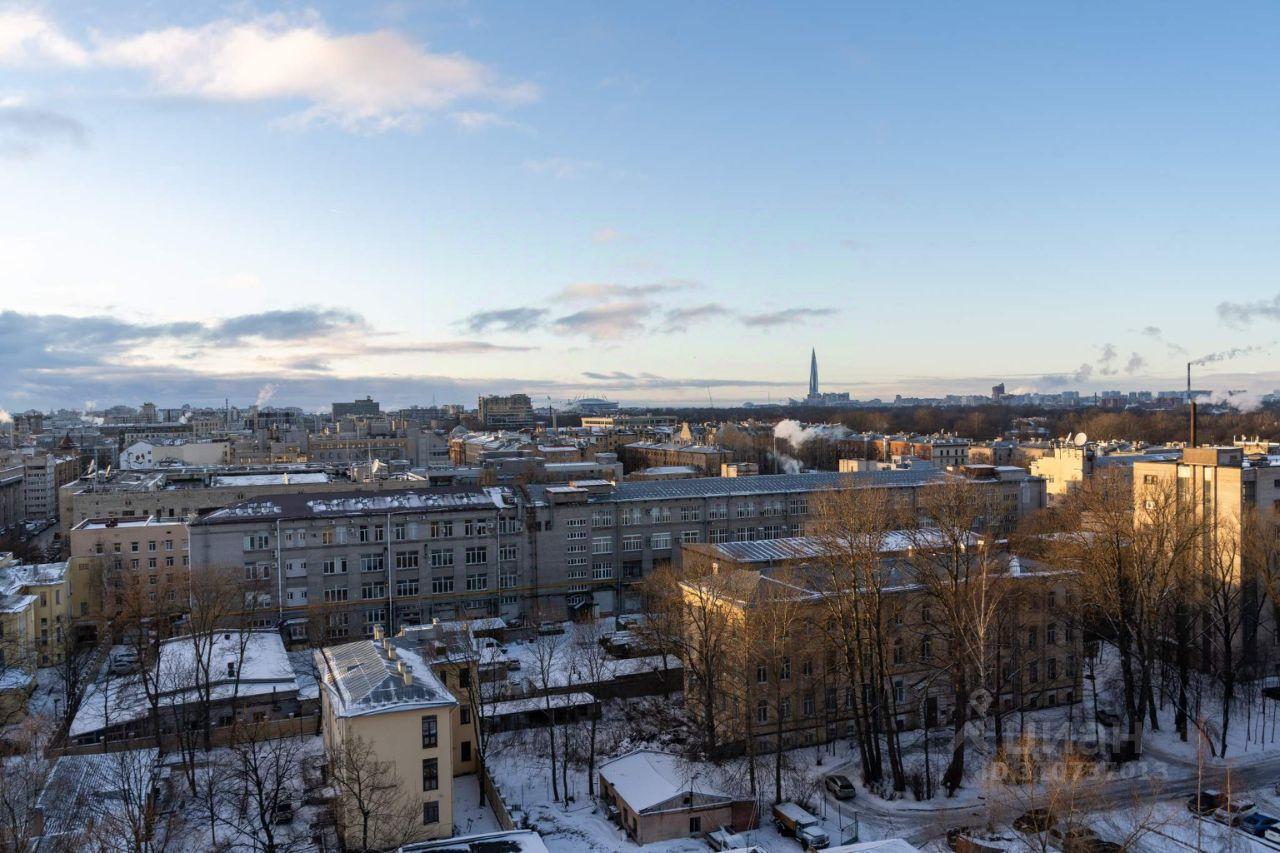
xmin=592 ymin=563 xmax=613 ymax=580
xmin=779 ymin=657 xmax=791 ymax=680
xmin=567 ymin=530 xmax=587 ymax=541
xmin=710 ymin=528 xmax=731 ymax=544
xmin=780 ymin=697 xmax=791 ymax=720
xmin=465 ymin=573 xmax=488 ymax=591
xmin=323 ymin=587 xmax=348 ymax=603
xmin=757 ymin=700 xmax=768 ymax=723
xmin=320 ymin=529 xmax=335 ymax=545
xmin=499 ymin=544 xmax=518 ymax=562
xmin=921 ymin=636 xmax=932 ymax=661
xmin=801 ymin=659 xmax=813 ymax=678
xmin=323 ymin=558 xmax=347 ymax=575
xmin=680 ymin=506 xmax=701 ymax=522
xmin=360 ymin=582 xmax=386 ymax=600
xmin=431 ymin=576 xmax=454 ymax=594
xmin=1047 ymin=623 xmax=1057 ymax=645
xmin=1026 ymin=628 xmax=1037 ymax=649
xmin=689 ymin=816 xmax=702 ymax=834
xmin=708 ymin=504 xmax=727 ymax=521
xmin=422 ymin=801 xmax=439 ymax=825
xmin=621 ymin=508 xmax=643 ymax=526
xmin=756 ymin=663 xmax=767 ymax=684
xmin=360 ymin=554 xmax=385 ymax=573
xmin=461 ymin=741 xmax=472 ymax=762
xmin=422 ymin=758 xmax=439 ymax=791
xmin=429 ymin=549 xmax=454 ymax=568
xmin=650 ymin=533 xmax=672 ymax=550
xmin=788 ymin=497 xmax=808 ymax=515
xmin=430 ymin=520 xmax=454 ymax=538
xmin=734 ymin=502 xmax=756 ymax=519
xmin=803 ymin=693 xmax=815 ymax=718
xmin=421 ymin=715 xmax=438 ymax=748
xmin=465 ymin=518 xmax=490 ymax=537
xmin=395 ymin=551 xmax=420 ymax=570
xmin=894 ymin=679 xmax=905 ymax=703
xmin=893 ymin=639 xmax=904 ymax=665
xmin=1028 ymin=660 xmax=1039 ymax=684
xmin=1047 ymin=658 xmax=1058 ymax=680
xmin=591 ymin=510 xmax=614 ymax=528
xmin=498 ymin=517 xmax=522 ymax=535
xmin=397 ymin=579 xmax=420 ymax=597
xmin=393 ymin=522 xmax=407 ymax=541
xmin=591 ymin=537 xmax=613 ymax=555
xmin=680 ymin=530 xmax=701 ymax=544
xmin=566 ymin=517 xmax=588 ymax=528
xmin=465 ymin=546 xmax=488 ymax=566
xmin=622 ymin=535 xmax=643 ymax=552
xmin=243 ymin=533 xmax=269 ymax=550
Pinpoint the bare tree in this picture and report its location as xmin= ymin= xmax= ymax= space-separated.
xmin=903 ymin=480 xmax=1010 ymax=795
xmin=328 ymin=733 xmax=422 ymax=852
xmin=526 ymin=616 xmax=566 ymax=802
xmin=219 ymin=722 xmax=305 ymax=853
xmin=0 ymin=718 xmax=53 ymax=849
xmin=810 ymin=486 xmax=909 ymax=793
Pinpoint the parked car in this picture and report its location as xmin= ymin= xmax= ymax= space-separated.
xmin=772 ymin=801 xmax=829 ymax=850
xmin=1186 ymin=789 xmax=1222 ymax=816
xmin=109 ymin=647 xmax=139 ymax=674
xmin=1212 ymin=799 xmax=1258 ymax=826
xmin=824 ymin=773 xmax=857 ymax=800
xmin=1012 ymin=808 xmax=1056 ymax=834
xmin=1240 ymin=813 xmax=1279 ymax=837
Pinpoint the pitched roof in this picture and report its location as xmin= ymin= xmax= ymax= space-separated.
xmin=315 ymin=637 xmax=456 ymax=718
xmin=598 ymin=749 xmax=733 ymax=813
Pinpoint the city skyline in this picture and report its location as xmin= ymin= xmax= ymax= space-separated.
xmin=6 ymin=2 xmax=1280 ymax=409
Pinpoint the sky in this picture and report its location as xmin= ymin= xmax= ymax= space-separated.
xmin=4 ymin=1 xmax=1280 ymax=411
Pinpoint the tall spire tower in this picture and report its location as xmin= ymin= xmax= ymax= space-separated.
xmin=808 ymin=348 xmax=819 ymax=398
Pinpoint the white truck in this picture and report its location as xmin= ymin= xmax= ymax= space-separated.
xmin=772 ymin=802 xmax=829 ymax=850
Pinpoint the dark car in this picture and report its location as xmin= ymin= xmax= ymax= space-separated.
xmin=1240 ymin=812 xmax=1278 ymax=837
xmin=1186 ymin=789 xmax=1222 ymax=816
xmin=1013 ymin=808 xmax=1056 ymax=834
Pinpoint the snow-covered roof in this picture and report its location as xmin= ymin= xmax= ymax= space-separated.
xmin=827 ymin=841 xmax=921 ymax=853
xmin=598 ymin=749 xmax=733 ymax=814
xmin=35 ymin=749 xmax=159 ymax=839
xmin=487 ymin=692 xmax=597 ymax=718
xmin=71 ymin=631 xmax=298 ymax=737
xmin=399 ymin=829 xmax=550 ymax=852
xmin=315 ymin=636 xmax=456 ymax=719
xmin=211 ymin=472 xmax=330 ymax=487
xmin=195 ymin=487 xmax=515 ymax=524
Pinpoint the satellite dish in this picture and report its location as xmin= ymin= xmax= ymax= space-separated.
xmin=1074 ymin=432 xmax=1088 ymax=447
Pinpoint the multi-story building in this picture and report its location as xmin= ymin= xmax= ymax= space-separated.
xmin=17 ymin=452 xmax=79 ymax=522
xmin=477 ymin=394 xmax=534 ymax=430
xmin=0 ymin=463 xmax=23 ymax=533
xmin=68 ymin=516 xmax=190 ymax=628
xmin=621 ymin=441 xmax=733 ymax=476
xmin=118 ymin=439 xmax=230 ymax=470
xmin=678 ymin=537 xmax=1082 ymax=751
xmin=1031 ymin=441 xmax=1181 ymax=502
xmin=188 ymin=488 xmax=530 ymax=641
xmin=526 ymin=467 xmax=1046 ymax=615
xmin=332 ymin=397 xmax=382 ymax=419
xmin=316 ymin=627 xmax=460 ymax=847
xmin=58 ymin=464 xmax=428 ymax=532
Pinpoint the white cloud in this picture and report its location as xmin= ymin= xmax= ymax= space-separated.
xmin=451 ymin=110 xmax=520 ymax=131
xmin=1 ymin=11 xmax=536 ymax=132
xmin=0 ymin=10 xmax=88 ymax=66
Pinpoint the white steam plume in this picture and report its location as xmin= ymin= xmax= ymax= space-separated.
xmin=773 ymin=419 xmax=851 ymax=447
xmin=255 ymin=383 xmax=279 ymax=407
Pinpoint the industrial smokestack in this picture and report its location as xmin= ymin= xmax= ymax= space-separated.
xmin=1190 ymin=400 xmax=1198 ymax=448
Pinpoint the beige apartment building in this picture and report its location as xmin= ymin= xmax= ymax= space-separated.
xmin=621 ymin=441 xmax=733 ymax=476
xmin=68 ymin=516 xmax=190 ymax=628
xmin=679 ymin=537 xmax=1082 ymax=752
xmin=316 ymin=629 xmax=460 ymax=848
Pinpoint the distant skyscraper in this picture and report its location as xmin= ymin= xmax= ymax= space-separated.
xmin=809 ymin=349 xmax=819 ymax=398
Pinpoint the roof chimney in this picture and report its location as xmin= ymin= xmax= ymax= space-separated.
xmin=372 ymin=624 xmax=384 ymax=642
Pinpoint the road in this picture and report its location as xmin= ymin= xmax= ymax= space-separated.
xmin=817 ymin=747 xmax=1280 ymax=848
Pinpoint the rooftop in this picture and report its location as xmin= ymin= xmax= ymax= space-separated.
xmin=193 ymin=487 xmax=514 ymax=525
xmin=527 ymin=469 xmax=948 ymax=505
xmin=598 ymin=749 xmax=733 ymax=813
xmin=315 ymin=635 xmax=457 ymax=719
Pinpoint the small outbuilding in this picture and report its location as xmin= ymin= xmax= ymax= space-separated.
xmin=597 ymin=749 xmax=756 ymax=844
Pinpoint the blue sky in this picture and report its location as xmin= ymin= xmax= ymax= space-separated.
xmin=4 ymin=1 xmax=1280 ymax=410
